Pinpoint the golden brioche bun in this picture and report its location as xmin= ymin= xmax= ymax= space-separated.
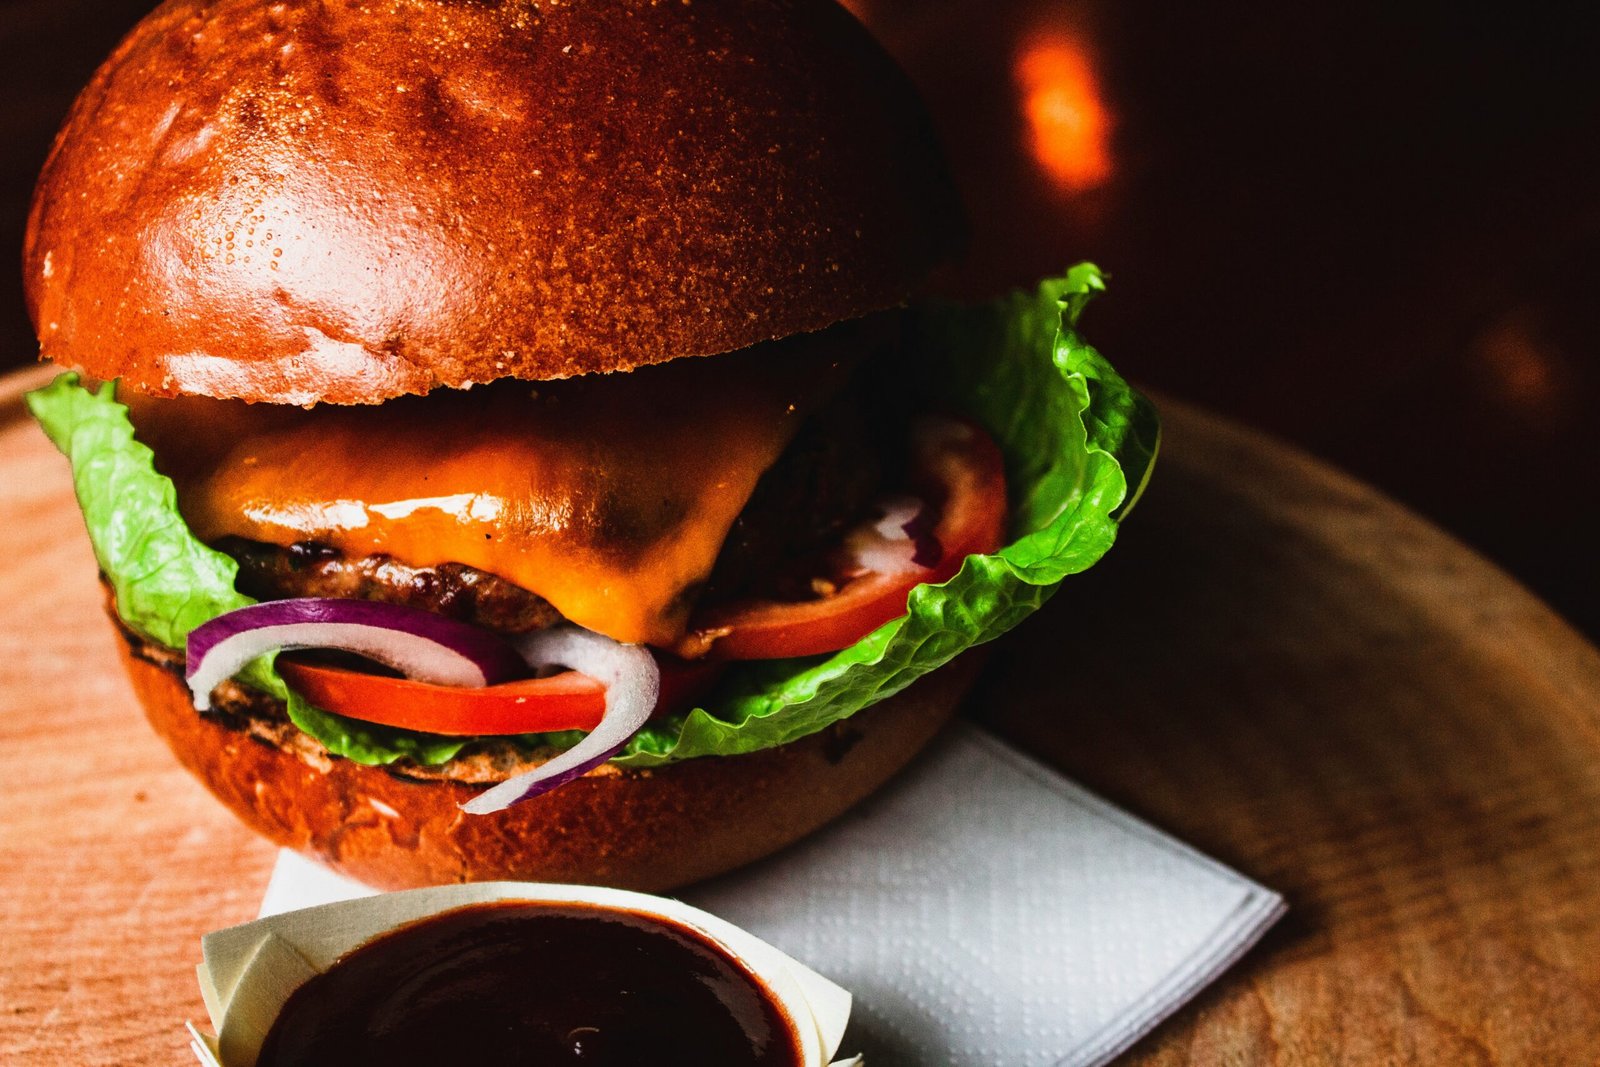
xmin=26 ymin=0 xmax=961 ymax=404
xmin=118 ymin=627 xmax=980 ymax=892
xmin=49 ymin=0 xmax=974 ymax=892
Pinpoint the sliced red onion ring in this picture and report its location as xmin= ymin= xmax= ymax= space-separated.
xmin=185 ymin=599 xmax=526 ymax=711
xmin=873 ymin=497 xmax=924 ymax=540
xmin=898 ymin=500 xmax=944 ymax=568
xmin=845 ymin=495 xmax=941 ymax=575
xmin=460 ymin=627 xmax=661 ymax=815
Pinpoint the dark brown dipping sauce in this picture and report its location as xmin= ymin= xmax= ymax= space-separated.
xmin=255 ymin=901 xmax=803 ymax=1067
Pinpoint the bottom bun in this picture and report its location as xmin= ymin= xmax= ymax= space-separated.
xmin=117 ymin=630 xmax=980 ymax=892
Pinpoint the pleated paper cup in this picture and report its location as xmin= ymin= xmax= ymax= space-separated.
xmin=190 ymin=882 xmax=859 ymax=1067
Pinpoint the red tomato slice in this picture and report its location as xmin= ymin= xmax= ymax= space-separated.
xmin=691 ymin=416 xmax=1008 ymax=660
xmin=278 ymin=656 xmax=720 ymax=736
xmin=276 ymin=416 xmax=1005 ymax=730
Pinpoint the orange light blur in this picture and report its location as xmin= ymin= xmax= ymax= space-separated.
xmin=1015 ymin=35 xmax=1113 ymax=192
xmin=1476 ymin=313 xmax=1567 ymax=423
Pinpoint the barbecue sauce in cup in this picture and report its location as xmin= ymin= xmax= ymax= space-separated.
xmin=254 ymin=901 xmax=803 ymax=1066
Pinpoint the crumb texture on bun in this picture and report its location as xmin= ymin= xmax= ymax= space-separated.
xmin=121 ymin=632 xmax=979 ymax=891
xmin=26 ymin=0 xmax=961 ymax=404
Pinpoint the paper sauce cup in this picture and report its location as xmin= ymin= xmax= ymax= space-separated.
xmin=190 ymin=882 xmax=860 ymax=1067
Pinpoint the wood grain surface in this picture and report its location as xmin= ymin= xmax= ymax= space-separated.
xmin=1 ymin=377 xmax=1597 ymax=1064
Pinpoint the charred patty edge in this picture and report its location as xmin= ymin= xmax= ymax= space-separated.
xmin=212 ymin=381 xmax=897 ymax=641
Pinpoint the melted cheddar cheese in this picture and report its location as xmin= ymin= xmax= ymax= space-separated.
xmin=128 ymin=341 xmax=856 ymax=647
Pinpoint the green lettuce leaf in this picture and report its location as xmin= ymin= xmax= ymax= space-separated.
xmin=286 ymin=688 xmax=470 ymax=766
xmin=613 ymin=263 xmax=1159 ymax=765
xmin=29 ymin=264 xmax=1157 ymax=768
xmin=25 ymin=377 xmax=286 ymax=698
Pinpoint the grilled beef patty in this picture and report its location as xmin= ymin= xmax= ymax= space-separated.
xmin=221 ymin=540 xmax=566 ymax=634
xmin=704 ymin=387 xmax=892 ymax=600
xmin=220 ymin=387 xmax=892 ymax=637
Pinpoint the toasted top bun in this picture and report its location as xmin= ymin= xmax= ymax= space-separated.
xmin=25 ymin=0 xmax=960 ymax=405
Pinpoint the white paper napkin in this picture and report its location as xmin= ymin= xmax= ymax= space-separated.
xmin=259 ymin=723 xmax=1283 ymax=1066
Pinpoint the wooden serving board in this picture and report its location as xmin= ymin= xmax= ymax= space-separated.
xmin=1 ymin=370 xmax=1597 ymax=1064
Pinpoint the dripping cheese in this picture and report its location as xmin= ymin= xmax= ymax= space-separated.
xmin=127 ymin=341 xmax=855 ymax=646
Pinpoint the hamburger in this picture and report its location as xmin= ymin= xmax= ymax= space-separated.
xmin=24 ymin=0 xmax=1158 ymax=891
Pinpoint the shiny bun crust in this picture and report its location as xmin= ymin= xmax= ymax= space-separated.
xmin=26 ymin=0 xmax=961 ymax=405
xmin=119 ymin=634 xmax=978 ymax=892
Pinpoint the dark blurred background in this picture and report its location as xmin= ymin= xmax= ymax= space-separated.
xmin=3 ymin=0 xmax=1597 ymax=636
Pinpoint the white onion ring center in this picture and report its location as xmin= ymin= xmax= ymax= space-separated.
xmin=459 ymin=628 xmax=661 ymax=815
xmin=845 ymin=495 xmax=930 ymax=576
xmin=186 ymin=622 xmax=497 ymax=711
